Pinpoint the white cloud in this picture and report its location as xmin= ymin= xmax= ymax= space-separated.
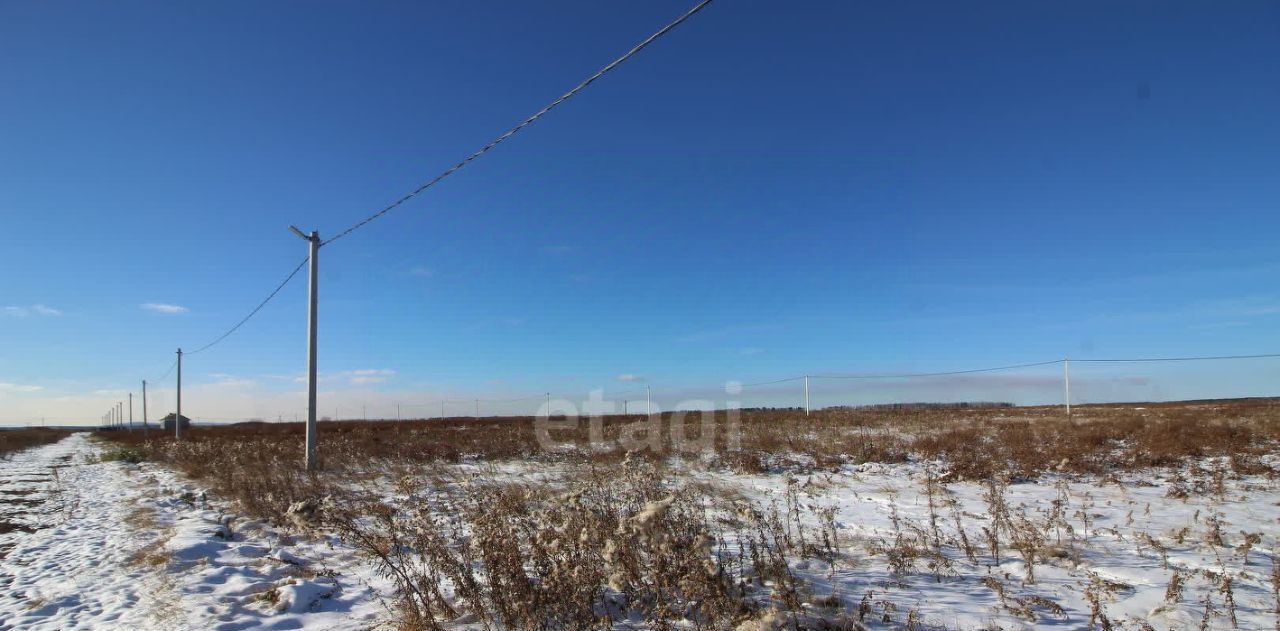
xmin=0 ymin=382 xmax=44 ymax=393
xmin=344 ymin=369 xmax=395 ymax=386
xmin=141 ymin=303 xmax=189 ymax=314
xmin=3 ymin=304 xmax=62 ymax=317
xmin=616 ymin=374 xmax=644 ymax=382
xmin=288 ymin=369 xmax=397 ymax=386
xmin=347 ymin=369 xmax=396 ymax=377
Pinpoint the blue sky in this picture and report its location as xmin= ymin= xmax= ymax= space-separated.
xmin=2 ymin=1 xmax=1278 ymax=424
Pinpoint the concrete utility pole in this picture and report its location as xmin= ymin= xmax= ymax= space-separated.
xmin=117 ymin=402 xmax=123 ymax=430
xmin=128 ymin=393 xmax=133 ymax=431
xmin=142 ymin=380 xmax=149 ymax=437
xmin=440 ymin=400 xmax=445 ymax=419
xmin=646 ymin=385 xmax=651 ymax=416
xmin=1064 ymin=357 xmax=1072 ymax=419
xmin=290 ymin=226 xmax=321 ymax=471
xmin=623 ymin=400 xmax=628 ymax=415
xmin=804 ymin=376 xmax=810 ymax=416
xmin=176 ymin=348 xmax=183 ymax=440
xmin=474 ymin=399 xmax=479 ymax=418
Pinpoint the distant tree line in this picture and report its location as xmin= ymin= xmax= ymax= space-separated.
xmin=833 ymin=401 xmax=1015 ymax=411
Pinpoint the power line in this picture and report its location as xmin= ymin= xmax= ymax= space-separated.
xmin=740 ymin=376 xmax=806 ymax=388
xmin=1075 ymin=353 xmax=1280 ymax=363
xmin=153 ymin=359 xmax=178 ymax=382
xmin=812 ymin=360 xmax=1065 ymax=380
xmin=321 ymin=0 xmax=715 ymax=247
xmin=185 ymin=257 xmax=309 ymax=356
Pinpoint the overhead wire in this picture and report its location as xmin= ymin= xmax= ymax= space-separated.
xmin=144 ymin=0 xmax=714 ymax=375
xmin=812 ymin=360 xmax=1065 ymax=380
xmin=320 ymin=0 xmax=715 ymax=247
xmin=1073 ymin=353 xmax=1280 ymax=363
xmin=185 ymin=257 xmax=309 ymax=356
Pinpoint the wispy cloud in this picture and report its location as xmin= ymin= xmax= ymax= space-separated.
xmin=616 ymin=374 xmax=644 ymax=382
xmin=208 ymin=373 xmax=256 ymax=388
xmin=3 ymin=304 xmax=63 ymax=317
xmin=291 ymin=368 xmax=398 ymax=386
xmin=141 ymin=303 xmax=189 ymax=314
xmin=346 ymin=368 xmax=396 ymax=386
xmin=677 ymin=323 xmax=783 ymax=343
xmin=0 ymin=382 xmax=44 ymax=393
xmin=737 ymin=347 xmax=764 ymax=356
xmin=407 ymin=266 xmax=435 ymax=278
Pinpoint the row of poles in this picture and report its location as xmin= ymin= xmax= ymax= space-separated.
xmin=793 ymin=360 xmax=1072 ymax=417
xmin=99 ymin=383 xmax=152 ymax=435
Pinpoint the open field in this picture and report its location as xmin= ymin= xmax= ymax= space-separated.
xmin=0 ymin=428 xmax=73 ymax=459
xmin=74 ymin=399 xmax=1280 ymax=629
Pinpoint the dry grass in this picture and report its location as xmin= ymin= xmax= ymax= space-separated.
xmin=101 ymin=399 xmax=1280 ymax=525
xmin=0 ymin=428 xmax=73 ymax=458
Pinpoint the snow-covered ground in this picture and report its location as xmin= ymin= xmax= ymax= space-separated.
xmin=0 ymin=434 xmax=391 ymax=630
xmin=1 ymin=434 xmax=1278 ymax=629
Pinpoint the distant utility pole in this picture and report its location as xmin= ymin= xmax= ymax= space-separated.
xmin=117 ymin=402 xmax=123 ymax=430
xmin=176 ymin=348 xmax=184 ymax=440
xmin=141 ymin=380 xmax=149 ymax=437
xmin=474 ymin=399 xmax=479 ymax=418
xmin=1063 ymin=357 xmax=1072 ymax=419
xmin=440 ymin=400 xmax=445 ymax=419
xmin=128 ymin=393 xmax=133 ymax=431
xmin=396 ymin=403 xmax=401 ymax=422
xmin=804 ymin=376 xmax=810 ymax=416
xmin=623 ymin=400 xmax=628 ymax=415
xmin=290 ymin=225 xmax=321 ymax=471
xmin=646 ymin=386 xmax=651 ymax=416
xmin=362 ymin=405 xmax=366 ymax=421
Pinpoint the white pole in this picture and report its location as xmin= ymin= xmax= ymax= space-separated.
xmin=646 ymin=385 xmax=651 ymax=416
xmin=623 ymin=400 xmax=628 ymax=415
xmin=128 ymin=393 xmax=133 ymax=431
xmin=141 ymin=380 xmax=149 ymax=437
xmin=175 ymin=348 xmax=183 ymax=440
xmin=804 ymin=375 xmax=810 ymax=416
xmin=303 ymin=230 xmax=320 ymax=471
xmin=1064 ymin=357 xmax=1071 ymax=419
xmin=440 ymin=400 xmax=445 ymax=419
xmin=396 ymin=403 xmax=401 ymax=422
